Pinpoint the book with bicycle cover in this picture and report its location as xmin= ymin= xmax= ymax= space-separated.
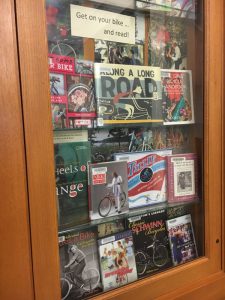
xmin=59 ymin=227 xmax=102 ymax=300
xmin=166 ymin=153 xmax=198 ymax=203
xmin=166 ymin=214 xmax=198 ymax=266
xmin=114 ymin=149 xmax=172 ymax=209
xmin=88 ymin=161 xmax=129 ymax=220
xmin=98 ymin=230 xmax=138 ymax=291
xmin=162 ymin=70 xmax=194 ymax=125
xmin=127 ymin=209 xmax=172 ymax=278
xmin=54 ymin=131 xmax=91 ymax=230
xmin=94 ymin=63 xmax=163 ymax=126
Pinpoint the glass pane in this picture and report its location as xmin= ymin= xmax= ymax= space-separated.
xmin=46 ymin=0 xmax=204 ymax=297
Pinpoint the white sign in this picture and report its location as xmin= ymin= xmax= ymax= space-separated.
xmin=70 ymin=5 xmax=135 ymax=44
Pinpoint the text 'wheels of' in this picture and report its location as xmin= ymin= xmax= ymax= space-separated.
xmin=60 ymin=278 xmax=71 ymax=300
xmin=98 ymin=197 xmax=111 ymax=217
xmin=153 ymin=245 xmax=168 ymax=267
xmin=120 ymin=192 xmax=126 ymax=208
xmin=82 ymin=268 xmax=100 ymax=291
xmin=135 ymin=251 xmax=147 ymax=276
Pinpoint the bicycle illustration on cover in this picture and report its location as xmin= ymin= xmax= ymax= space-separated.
xmin=60 ymin=245 xmax=100 ymax=300
xmin=99 ymin=86 xmax=159 ymax=121
xmin=135 ymin=232 xmax=169 ymax=276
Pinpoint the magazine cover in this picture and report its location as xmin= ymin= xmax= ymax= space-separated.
xmin=169 ymin=0 xmax=195 ymax=19
xmin=127 ymin=209 xmax=172 ymax=278
xmin=59 ymin=227 xmax=102 ymax=300
xmin=166 ymin=153 xmax=198 ymax=203
xmin=114 ymin=149 xmax=172 ymax=209
xmin=49 ymin=54 xmax=96 ymax=129
xmin=166 ymin=214 xmax=198 ymax=266
xmin=88 ymin=161 xmax=129 ymax=220
xmin=136 ymin=0 xmax=172 ymax=12
xmin=161 ymin=70 xmax=194 ymax=125
xmin=98 ymin=230 xmax=138 ymax=291
xmin=149 ymin=14 xmax=187 ymax=69
xmin=54 ymin=135 xmax=91 ymax=229
xmin=98 ymin=219 xmax=125 ymax=238
xmin=94 ymin=63 xmax=163 ymax=126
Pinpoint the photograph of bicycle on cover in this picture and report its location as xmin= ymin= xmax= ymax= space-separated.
xmin=50 ymin=73 xmax=65 ymax=96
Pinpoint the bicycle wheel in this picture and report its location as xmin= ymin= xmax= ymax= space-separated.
xmin=120 ymin=192 xmax=126 ymax=208
xmin=153 ymin=245 xmax=168 ymax=267
xmin=60 ymin=278 xmax=71 ymax=300
xmin=82 ymin=268 xmax=100 ymax=292
xmin=51 ymin=43 xmax=76 ymax=58
xmin=98 ymin=197 xmax=112 ymax=217
xmin=135 ymin=251 xmax=147 ymax=276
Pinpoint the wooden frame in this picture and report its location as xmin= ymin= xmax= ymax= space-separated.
xmin=14 ymin=0 xmax=225 ymax=299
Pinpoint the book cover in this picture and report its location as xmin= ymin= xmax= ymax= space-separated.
xmin=161 ymin=70 xmax=194 ymax=125
xmin=166 ymin=153 xmax=198 ymax=203
xmin=166 ymin=214 xmax=198 ymax=266
xmin=59 ymin=227 xmax=102 ymax=299
xmin=49 ymin=54 xmax=96 ymax=129
xmin=114 ymin=149 xmax=172 ymax=209
xmin=54 ymin=137 xmax=91 ymax=229
xmin=94 ymin=63 xmax=163 ymax=126
xmin=149 ymin=15 xmax=187 ymax=69
xmin=88 ymin=161 xmax=129 ymax=220
xmin=98 ymin=230 xmax=137 ymax=291
xmin=169 ymin=0 xmax=195 ymax=19
xmin=136 ymin=0 xmax=172 ymax=12
xmin=127 ymin=209 xmax=172 ymax=278
xmin=98 ymin=219 xmax=125 ymax=238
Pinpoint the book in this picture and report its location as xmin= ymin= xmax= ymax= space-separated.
xmin=88 ymin=161 xmax=129 ymax=220
xmin=59 ymin=227 xmax=102 ymax=299
xmin=148 ymin=15 xmax=187 ymax=69
xmin=169 ymin=0 xmax=195 ymax=19
xmin=161 ymin=70 xmax=194 ymax=125
xmin=127 ymin=209 xmax=172 ymax=278
xmin=114 ymin=149 xmax=172 ymax=209
xmin=48 ymin=54 xmax=96 ymax=129
xmin=95 ymin=40 xmax=144 ymax=65
xmin=98 ymin=219 xmax=125 ymax=238
xmin=166 ymin=153 xmax=198 ymax=203
xmin=98 ymin=230 xmax=138 ymax=291
xmin=94 ymin=63 xmax=163 ymax=126
xmin=166 ymin=214 xmax=198 ymax=266
xmin=136 ymin=0 xmax=172 ymax=12
xmin=54 ymin=134 xmax=91 ymax=229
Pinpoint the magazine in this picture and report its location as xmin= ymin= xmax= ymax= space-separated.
xmin=114 ymin=149 xmax=172 ymax=209
xmin=54 ymin=136 xmax=91 ymax=229
xmin=166 ymin=153 xmax=198 ymax=203
xmin=88 ymin=161 xmax=129 ymax=220
xmin=127 ymin=209 xmax=172 ymax=278
xmin=98 ymin=230 xmax=137 ymax=291
xmin=94 ymin=63 xmax=163 ymax=126
xmin=98 ymin=219 xmax=125 ymax=238
xmin=166 ymin=214 xmax=198 ymax=266
xmin=161 ymin=70 xmax=194 ymax=125
xmin=59 ymin=227 xmax=102 ymax=299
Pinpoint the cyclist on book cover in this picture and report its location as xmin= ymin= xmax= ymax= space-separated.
xmin=64 ymin=244 xmax=86 ymax=288
xmin=106 ymin=172 xmax=123 ymax=213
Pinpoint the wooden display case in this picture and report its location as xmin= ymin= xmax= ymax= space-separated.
xmin=1 ymin=0 xmax=225 ymax=299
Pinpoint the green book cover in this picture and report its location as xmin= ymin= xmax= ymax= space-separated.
xmin=54 ymin=140 xmax=91 ymax=230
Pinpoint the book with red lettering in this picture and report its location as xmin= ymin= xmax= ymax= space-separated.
xmin=114 ymin=149 xmax=172 ymax=209
xmin=98 ymin=230 xmax=137 ymax=291
xmin=127 ymin=209 xmax=172 ymax=278
xmin=88 ymin=161 xmax=129 ymax=220
xmin=48 ymin=54 xmax=96 ymax=129
xmin=59 ymin=227 xmax=102 ymax=299
xmin=166 ymin=153 xmax=199 ymax=203
xmin=161 ymin=70 xmax=194 ymax=125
